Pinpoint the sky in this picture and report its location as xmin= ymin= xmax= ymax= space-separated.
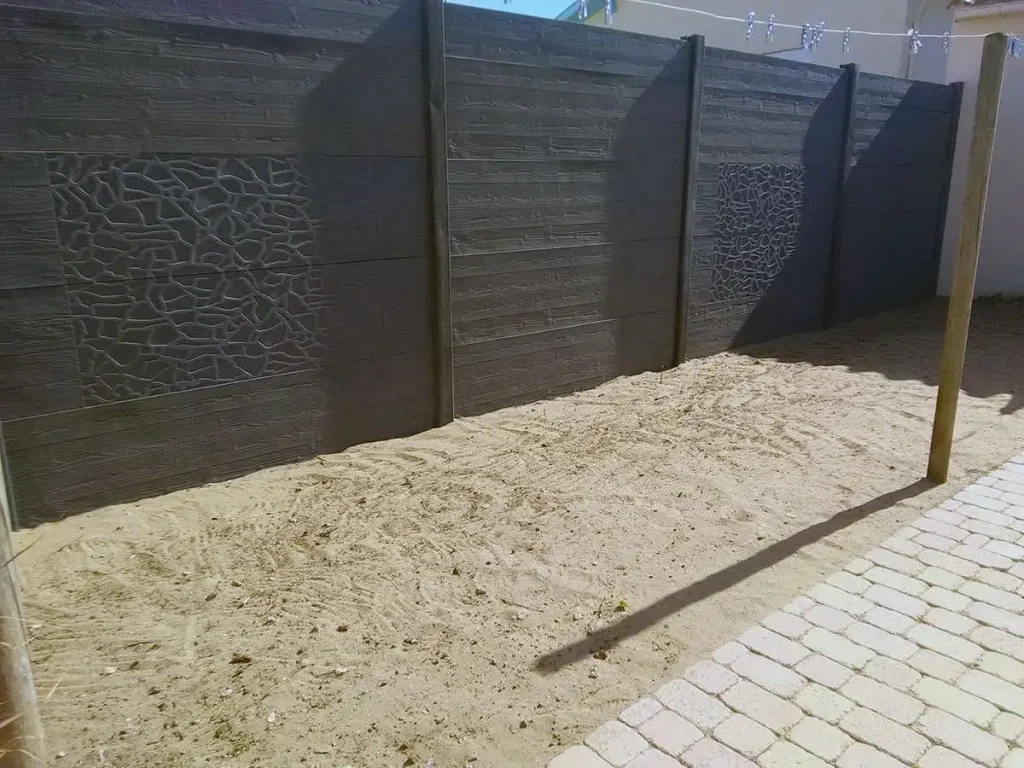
xmin=448 ymin=0 xmax=566 ymax=20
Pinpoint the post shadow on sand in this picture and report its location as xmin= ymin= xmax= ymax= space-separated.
xmin=535 ymin=478 xmax=933 ymax=673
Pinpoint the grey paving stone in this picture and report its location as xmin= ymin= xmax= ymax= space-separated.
xmin=757 ymin=741 xmax=829 ymax=767
xmin=916 ymin=707 xmax=1009 ymax=766
xmin=788 ymin=716 xmax=852 ymax=761
xmin=730 ymin=652 xmax=806 ymax=698
xmin=802 ymin=627 xmax=875 ymax=669
xmin=550 ymin=745 xmax=614 ymax=768
xmin=907 ymin=648 xmax=968 ymax=683
xmin=918 ymin=745 xmax=985 ymax=768
xmin=639 ymin=710 xmax=703 ymax=758
xmin=655 ymin=680 xmax=730 ymax=732
xmin=912 ymin=676 xmax=999 ymax=727
xmin=907 ymin=623 xmax=983 ymax=664
xmin=720 ymin=681 xmax=802 ymax=734
xmin=961 ymin=580 xmax=1024 ymax=613
xmin=863 ymin=584 xmax=928 ymax=618
xmin=840 ymin=675 xmax=924 ymax=725
xmin=804 ymin=604 xmax=856 ymax=633
xmin=971 ymin=625 xmax=1024 ymax=659
xmin=836 ymin=742 xmax=908 ymax=768
xmin=684 ymin=661 xmax=739 ymax=696
xmin=862 ymin=655 xmax=922 ymax=692
xmin=979 ymin=651 xmax=1024 ymax=684
xmin=839 ymin=706 xmax=930 ymax=763
xmin=736 ymin=627 xmax=809 ymax=667
xmin=760 ymin=611 xmax=811 ymax=641
xmin=960 ymin=669 xmax=1024 ymax=717
xmin=862 ymin=605 xmax=916 ymax=635
xmin=620 ymin=697 xmax=664 ymax=728
xmin=681 ymin=737 xmax=755 ymax=768
xmin=844 ymin=620 xmax=918 ymax=661
xmin=794 ymin=682 xmax=856 ymax=724
xmin=712 ymin=713 xmax=774 ymax=760
xmin=586 ymin=722 xmax=650 ymax=767
xmin=992 ymin=711 xmax=1024 ymax=742
xmin=624 ymin=750 xmax=681 ymax=768
xmin=794 ymin=653 xmax=854 ymax=690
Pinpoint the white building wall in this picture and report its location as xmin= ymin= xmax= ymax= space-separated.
xmin=908 ymin=0 xmax=957 ymax=82
xmin=938 ymin=10 xmax=1024 ymax=297
xmin=592 ymin=0 xmax=951 ymax=81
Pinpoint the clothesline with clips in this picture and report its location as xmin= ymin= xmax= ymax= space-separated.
xmin=576 ymin=0 xmax=1024 ymax=57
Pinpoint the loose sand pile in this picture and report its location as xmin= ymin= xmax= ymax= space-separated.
xmin=14 ymin=300 xmax=1024 ymax=767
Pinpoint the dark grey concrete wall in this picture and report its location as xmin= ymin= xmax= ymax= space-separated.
xmin=0 ymin=2 xmax=962 ymax=525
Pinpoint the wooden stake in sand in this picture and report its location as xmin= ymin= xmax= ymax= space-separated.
xmin=0 ymin=437 xmax=43 ymax=766
xmin=928 ymin=32 xmax=1008 ymax=484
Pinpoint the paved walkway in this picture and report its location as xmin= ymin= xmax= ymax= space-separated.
xmin=551 ymin=454 xmax=1024 ymax=768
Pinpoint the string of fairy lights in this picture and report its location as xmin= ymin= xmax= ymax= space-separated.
xmin=569 ymin=0 xmax=1024 ymax=58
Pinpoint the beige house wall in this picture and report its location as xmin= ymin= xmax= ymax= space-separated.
xmin=938 ymin=9 xmax=1024 ymax=297
xmin=588 ymin=0 xmax=952 ymax=81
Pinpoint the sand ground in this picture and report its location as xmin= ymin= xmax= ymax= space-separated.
xmin=14 ymin=299 xmax=1024 ymax=768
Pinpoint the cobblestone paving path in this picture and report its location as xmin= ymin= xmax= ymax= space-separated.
xmin=551 ymin=454 xmax=1024 ymax=768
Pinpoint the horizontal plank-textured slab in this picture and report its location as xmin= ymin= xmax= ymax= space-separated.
xmin=447 ymin=158 xmax=685 ymax=197
xmin=4 ymin=0 xmax=423 ymax=47
xmin=453 ymin=311 xmax=673 ymax=415
xmin=703 ymin=48 xmax=841 ymax=100
xmin=856 ymin=72 xmax=958 ymax=112
xmin=0 ymin=154 xmax=66 ymax=290
xmin=836 ymin=165 xmax=951 ymax=322
xmin=850 ymin=108 xmax=956 ymax=165
xmin=450 ymin=200 xmax=683 ymax=255
xmin=452 ymin=240 xmax=678 ymax=344
xmin=5 ymin=350 xmax=434 ymax=524
xmin=446 ymin=5 xmax=691 ymax=79
xmin=0 ymin=286 xmax=82 ymax=419
xmin=698 ymin=104 xmax=844 ymax=159
xmin=0 ymin=7 xmax=425 ymax=155
xmin=446 ymin=60 xmax=690 ymax=122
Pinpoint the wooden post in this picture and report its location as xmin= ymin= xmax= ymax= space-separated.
xmin=423 ymin=0 xmax=454 ymax=425
xmin=0 ymin=426 xmax=43 ymax=766
xmin=822 ymin=63 xmax=859 ymax=329
xmin=927 ymin=33 xmax=1008 ymax=483
xmin=673 ymin=35 xmax=705 ymax=366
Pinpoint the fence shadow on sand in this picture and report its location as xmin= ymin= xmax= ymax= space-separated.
xmin=743 ymin=297 xmax=1024 ymax=416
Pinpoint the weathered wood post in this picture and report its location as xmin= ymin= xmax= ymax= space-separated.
xmin=0 ymin=427 xmax=43 ymax=766
xmin=927 ymin=33 xmax=1008 ymax=483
